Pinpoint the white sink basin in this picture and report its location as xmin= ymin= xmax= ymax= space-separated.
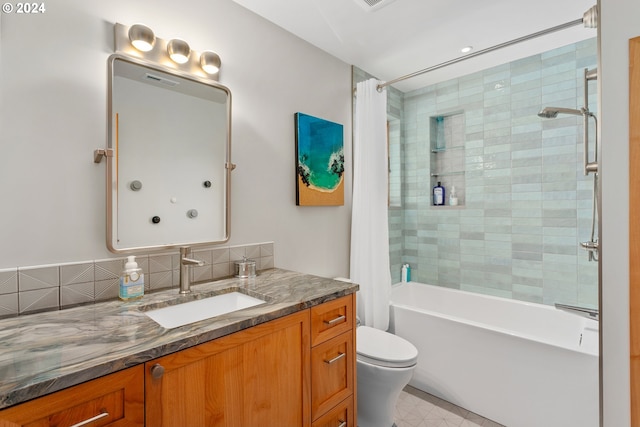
xmin=144 ymin=292 xmax=267 ymax=329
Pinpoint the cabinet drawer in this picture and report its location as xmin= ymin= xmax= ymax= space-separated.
xmin=311 ymin=331 xmax=354 ymax=419
xmin=311 ymin=396 xmax=354 ymax=427
xmin=0 ymin=365 xmax=144 ymax=427
xmin=311 ymin=295 xmax=354 ymax=346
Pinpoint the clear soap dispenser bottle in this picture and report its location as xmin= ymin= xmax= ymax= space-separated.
xmin=119 ymin=256 xmax=144 ymax=300
xmin=449 ymin=186 xmax=459 ymax=206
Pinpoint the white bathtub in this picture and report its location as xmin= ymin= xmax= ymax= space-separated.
xmin=389 ymin=282 xmax=599 ymax=427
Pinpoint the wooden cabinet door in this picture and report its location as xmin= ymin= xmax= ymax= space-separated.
xmin=0 ymin=366 xmax=144 ymax=427
xmin=145 ymin=310 xmax=311 ymax=427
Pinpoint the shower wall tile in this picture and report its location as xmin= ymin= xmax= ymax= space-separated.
xmin=388 ymin=37 xmax=598 ymax=305
xmin=513 ymin=283 xmax=543 ymax=303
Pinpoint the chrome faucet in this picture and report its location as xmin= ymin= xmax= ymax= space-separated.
xmin=179 ymin=247 xmax=204 ymax=294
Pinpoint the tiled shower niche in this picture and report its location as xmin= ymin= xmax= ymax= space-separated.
xmin=430 ymin=112 xmax=465 ymax=206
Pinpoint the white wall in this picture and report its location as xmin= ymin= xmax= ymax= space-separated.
xmin=0 ymin=0 xmax=352 ymax=279
xmin=600 ymin=0 xmax=639 ymax=426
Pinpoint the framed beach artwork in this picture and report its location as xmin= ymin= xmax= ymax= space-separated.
xmin=295 ymin=112 xmax=344 ymax=206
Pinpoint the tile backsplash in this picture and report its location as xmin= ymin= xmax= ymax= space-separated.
xmin=0 ymin=242 xmax=274 ymax=318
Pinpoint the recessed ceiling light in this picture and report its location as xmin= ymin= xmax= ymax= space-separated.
xmin=461 ymin=46 xmax=473 ymax=53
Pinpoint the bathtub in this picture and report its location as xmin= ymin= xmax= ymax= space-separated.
xmin=389 ymin=282 xmax=599 ymax=427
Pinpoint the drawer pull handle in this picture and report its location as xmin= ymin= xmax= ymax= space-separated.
xmin=324 ymin=352 xmax=346 ymax=364
xmin=69 ymin=412 xmax=109 ymax=427
xmin=324 ymin=315 xmax=346 ymax=326
xmin=337 ymin=421 xmax=347 ymax=427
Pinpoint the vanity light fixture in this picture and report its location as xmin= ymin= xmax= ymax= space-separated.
xmin=128 ymin=24 xmax=155 ymax=52
xmin=200 ymin=51 xmax=221 ymax=74
xmin=167 ymin=39 xmax=191 ymax=64
xmin=115 ymin=23 xmax=222 ymax=80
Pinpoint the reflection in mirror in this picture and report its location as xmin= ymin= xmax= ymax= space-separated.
xmin=107 ymin=55 xmax=232 ymax=252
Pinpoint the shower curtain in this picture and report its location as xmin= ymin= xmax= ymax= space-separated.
xmin=351 ymin=78 xmax=391 ymax=331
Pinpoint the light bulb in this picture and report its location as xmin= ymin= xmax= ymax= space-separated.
xmin=168 ymin=39 xmax=191 ymax=64
xmin=200 ymin=51 xmax=221 ymax=74
xmin=128 ymin=24 xmax=155 ymax=52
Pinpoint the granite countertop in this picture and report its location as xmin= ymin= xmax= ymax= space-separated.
xmin=0 ymin=268 xmax=359 ymax=409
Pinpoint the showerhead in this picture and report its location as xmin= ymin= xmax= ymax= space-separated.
xmin=537 ymin=107 xmax=584 ymax=119
xmin=538 ymin=108 xmax=559 ymax=118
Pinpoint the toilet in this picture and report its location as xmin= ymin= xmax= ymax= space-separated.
xmin=356 ymin=325 xmax=418 ymax=427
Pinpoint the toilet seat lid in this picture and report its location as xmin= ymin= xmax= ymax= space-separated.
xmin=357 ymin=326 xmax=418 ymax=368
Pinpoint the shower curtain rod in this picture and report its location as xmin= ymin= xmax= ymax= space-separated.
xmin=377 ymin=18 xmax=585 ymax=91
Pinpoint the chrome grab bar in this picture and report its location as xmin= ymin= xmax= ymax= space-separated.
xmin=555 ymin=303 xmax=599 ymax=321
xmin=583 ymin=68 xmax=598 ymax=176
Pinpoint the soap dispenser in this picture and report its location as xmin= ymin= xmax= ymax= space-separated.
xmin=119 ymin=256 xmax=144 ymax=300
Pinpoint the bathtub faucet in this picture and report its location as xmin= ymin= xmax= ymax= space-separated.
xmin=554 ymin=303 xmax=599 ymax=321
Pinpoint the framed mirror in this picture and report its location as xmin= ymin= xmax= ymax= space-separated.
xmin=106 ymin=54 xmax=232 ymax=253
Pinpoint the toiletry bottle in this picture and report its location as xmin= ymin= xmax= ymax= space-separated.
xmin=119 ymin=256 xmax=144 ymax=300
xmin=433 ymin=181 xmax=445 ymax=206
xmin=449 ymin=186 xmax=459 ymax=206
xmin=401 ymin=263 xmax=411 ymax=282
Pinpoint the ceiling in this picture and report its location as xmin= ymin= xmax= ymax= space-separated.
xmin=231 ymin=0 xmax=597 ymax=92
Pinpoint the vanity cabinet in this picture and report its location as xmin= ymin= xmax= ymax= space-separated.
xmin=0 ymin=365 xmax=144 ymax=427
xmin=310 ymin=295 xmax=356 ymax=426
xmin=0 ymin=293 xmax=357 ymax=427
xmin=145 ymin=294 xmax=357 ymax=427
xmin=145 ymin=310 xmax=312 ymax=427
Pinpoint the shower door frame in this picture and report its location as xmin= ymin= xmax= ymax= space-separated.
xmin=628 ymin=35 xmax=640 ymax=426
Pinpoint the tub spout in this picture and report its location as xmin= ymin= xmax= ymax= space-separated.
xmin=555 ymin=303 xmax=599 ymax=321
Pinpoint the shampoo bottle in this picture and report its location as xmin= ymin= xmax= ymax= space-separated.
xmin=119 ymin=256 xmax=144 ymax=300
xmin=433 ymin=181 xmax=445 ymax=206
xmin=401 ymin=263 xmax=411 ymax=283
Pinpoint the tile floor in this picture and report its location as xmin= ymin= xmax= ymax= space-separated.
xmin=394 ymin=386 xmax=505 ymax=427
